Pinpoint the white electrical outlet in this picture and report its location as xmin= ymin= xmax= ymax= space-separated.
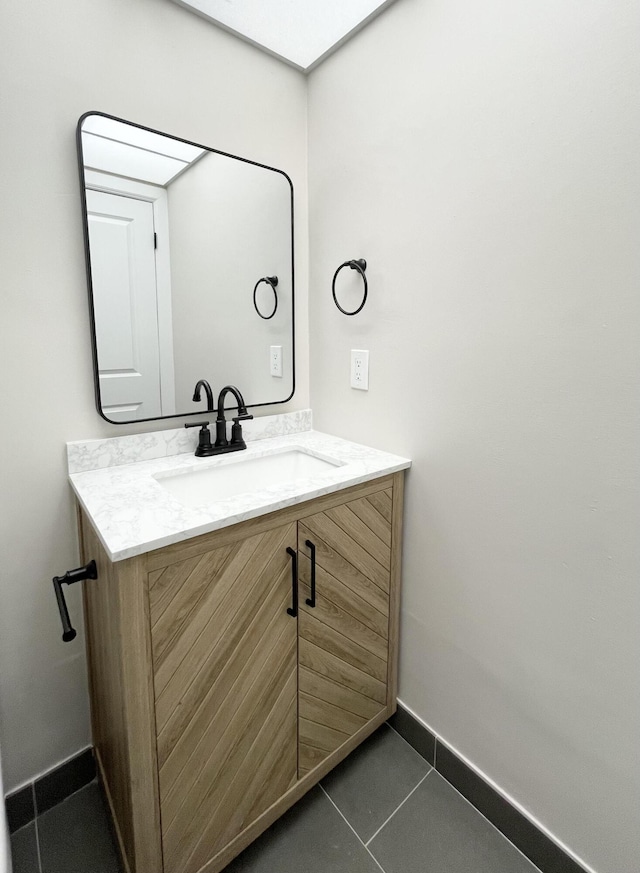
xmin=350 ymin=349 xmax=369 ymax=390
xmin=270 ymin=345 xmax=283 ymax=377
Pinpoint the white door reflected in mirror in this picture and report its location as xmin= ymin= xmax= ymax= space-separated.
xmin=87 ymin=189 xmax=170 ymax=421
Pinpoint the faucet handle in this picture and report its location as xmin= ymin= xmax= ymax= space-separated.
xmin=230 ymin=411 xmax=252 ymax=449
xmin=184 ymin=421 xmax=215 ymax=457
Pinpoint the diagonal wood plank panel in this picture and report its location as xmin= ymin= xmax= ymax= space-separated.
xmin=151 ymin=545 xmax=234 ymax=666
xmin=299 ymin=690 xmax=367 ymax=735
xmin=157 ymin=543 xmax=294 ymax=816
xmin=299 ymin=550 xmax=388 ymax=636
xmin=299 ymin=612 xmax=387 ymax=681
xmin=302 ymin=512 xmax=389 ymax=591
xmin=298 ymin=666 xmax=382 ymax=720
xmin=325 ymin=503 xmax=390 ymax=568
xmin=347 ymin=493 xmax=392 ymax=546
xmin=149 ymin=554 xmax=199 ymax=625
xmin=365 ymin=488 xmax=393 ymax=525
xmin=162 ymin=599 xmax=295 ymax=832
xmin=153 ymin=525 xmax=292 ymax=719
xmin=299 ymin=743 xmax=328 ymax=775
xmin=150 ymin=522 xmax=297 ymax=873
xmin=159 ymin=578 xmax=290 ymax=792
xmin=300 ymin=565 xmax=388 ymax=659
xmin=153 ymin=534 xmax=261 ymax=697
xmin=298 ymin=523 xmax=389 ymax=611
xmin=298 ymin=639 xmax=387 ymax=703
xmin=163 ymin=631 xmax=296 ymax=870
xmin=156 ymin=530 xmax=294 ymax=763
xmin=299 ymin=716 xmax=350 ymax=753
xmin=150 ymin=546 xmax=231 ymax=625
xmin=297 ymin=493 xmax=392 ymax=776
xmin=183 ymin=669 xmax=298 ymax=873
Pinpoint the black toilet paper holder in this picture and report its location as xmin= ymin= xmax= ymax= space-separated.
xmin=52 ymin=560 xmax=98 ymax=642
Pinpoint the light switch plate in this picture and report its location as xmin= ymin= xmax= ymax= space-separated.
xmin=350 ymin=349 xmax=369 ymax=390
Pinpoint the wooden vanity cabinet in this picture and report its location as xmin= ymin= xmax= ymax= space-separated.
xmin=79 ymin=472 xmax=404 ymax=873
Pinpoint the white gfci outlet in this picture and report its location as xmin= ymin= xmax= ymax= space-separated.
xmin=350 ymin=349 xmax=369 ymax=390
xmin=270 ymin=345 xmax=283 ymax=377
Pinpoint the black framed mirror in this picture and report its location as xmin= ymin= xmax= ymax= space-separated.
xmin=77 ymin=111 xmax=295 ymax=424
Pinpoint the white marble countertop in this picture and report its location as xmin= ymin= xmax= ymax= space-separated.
xmin=69 ymin=428 xmax=411 ymax=562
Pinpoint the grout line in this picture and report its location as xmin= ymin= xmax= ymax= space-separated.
xmin=319 ymin=785 xmax=387 ymax=873
xmin=431 ymin=771 xmax=544 ymax=873
xmin=396 ymin=700 xmax=593 ymax=873
xmin=364 ymin=769 xmax=432 ymax=847
xmin=31 ymin=784 xmax=43 ymax=873
xmin=390 ymin=717 xmax=539 ymax=870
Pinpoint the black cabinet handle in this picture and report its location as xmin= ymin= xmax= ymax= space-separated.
xmin=286 ymin=547 xmax=298 ymax=617
xmin=52 ymin=560 xmax=98 ymax=642
xmin=305 ymin=539 xmax=316 ymax=608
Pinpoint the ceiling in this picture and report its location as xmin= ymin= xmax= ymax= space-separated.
xmin=81 ymin=115 xmax=206 ymax=186
xmin=170 ymin=0 xmax=399 ymax=72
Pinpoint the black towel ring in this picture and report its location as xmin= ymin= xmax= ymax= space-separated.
xmin=253 ymin=276 xmax=278 ymax=319
xmin=332 ymin=259 xmax=368 ymax=316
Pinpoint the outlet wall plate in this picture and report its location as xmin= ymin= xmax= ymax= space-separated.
xmin=351 ymin=349 xmax=369 ymax=390
xmin=270 ymin=345 xmax=283 ymax=377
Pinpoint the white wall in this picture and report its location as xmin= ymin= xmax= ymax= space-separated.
xmin=1 ymin=2 xmax=638 ymax=869
xmin=307 ymin=1 xmax=640 ymax=871
xmin=0 ymin=0 xmax=308 ymax=792
xmin=169 ymin=153 xmax=294 ymax=406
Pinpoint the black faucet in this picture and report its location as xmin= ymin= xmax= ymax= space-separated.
xmin=184 ymin=383 xmax=253 ymax=457
xmin=192 ymin=379 xmax=214 ymax=411
xmin=214 ymin=385 xmax=253 ymax=452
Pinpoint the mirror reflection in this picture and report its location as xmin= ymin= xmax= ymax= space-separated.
xmin=77 ymin=112 xmax=294 ymax=423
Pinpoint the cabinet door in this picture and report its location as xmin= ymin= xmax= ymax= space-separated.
xmin=297 ymin=488 xmax=392 ymax=776
xmin=149 ymin=522 xmax=298 ymax=873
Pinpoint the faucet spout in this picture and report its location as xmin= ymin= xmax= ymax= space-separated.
xmin=215 ymin=385 xmax=253 ymax=449
xmin=216 ymin=385 xmax=249 ymax=419
xmin=192 ymin=379 xmax=214 ymax=411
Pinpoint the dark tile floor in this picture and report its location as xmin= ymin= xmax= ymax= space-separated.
xmin=10 ymin=725 xmax=541 ymax=873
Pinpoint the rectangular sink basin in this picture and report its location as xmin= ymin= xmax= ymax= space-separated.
xmin=155 ymin=449 xmax=342 ymax=508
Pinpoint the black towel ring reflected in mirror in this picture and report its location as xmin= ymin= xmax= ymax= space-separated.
xmin=253 ymin=276 xmax=279 ymax=319
xmin=332 ymin=259 xmax=368 ymax=316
